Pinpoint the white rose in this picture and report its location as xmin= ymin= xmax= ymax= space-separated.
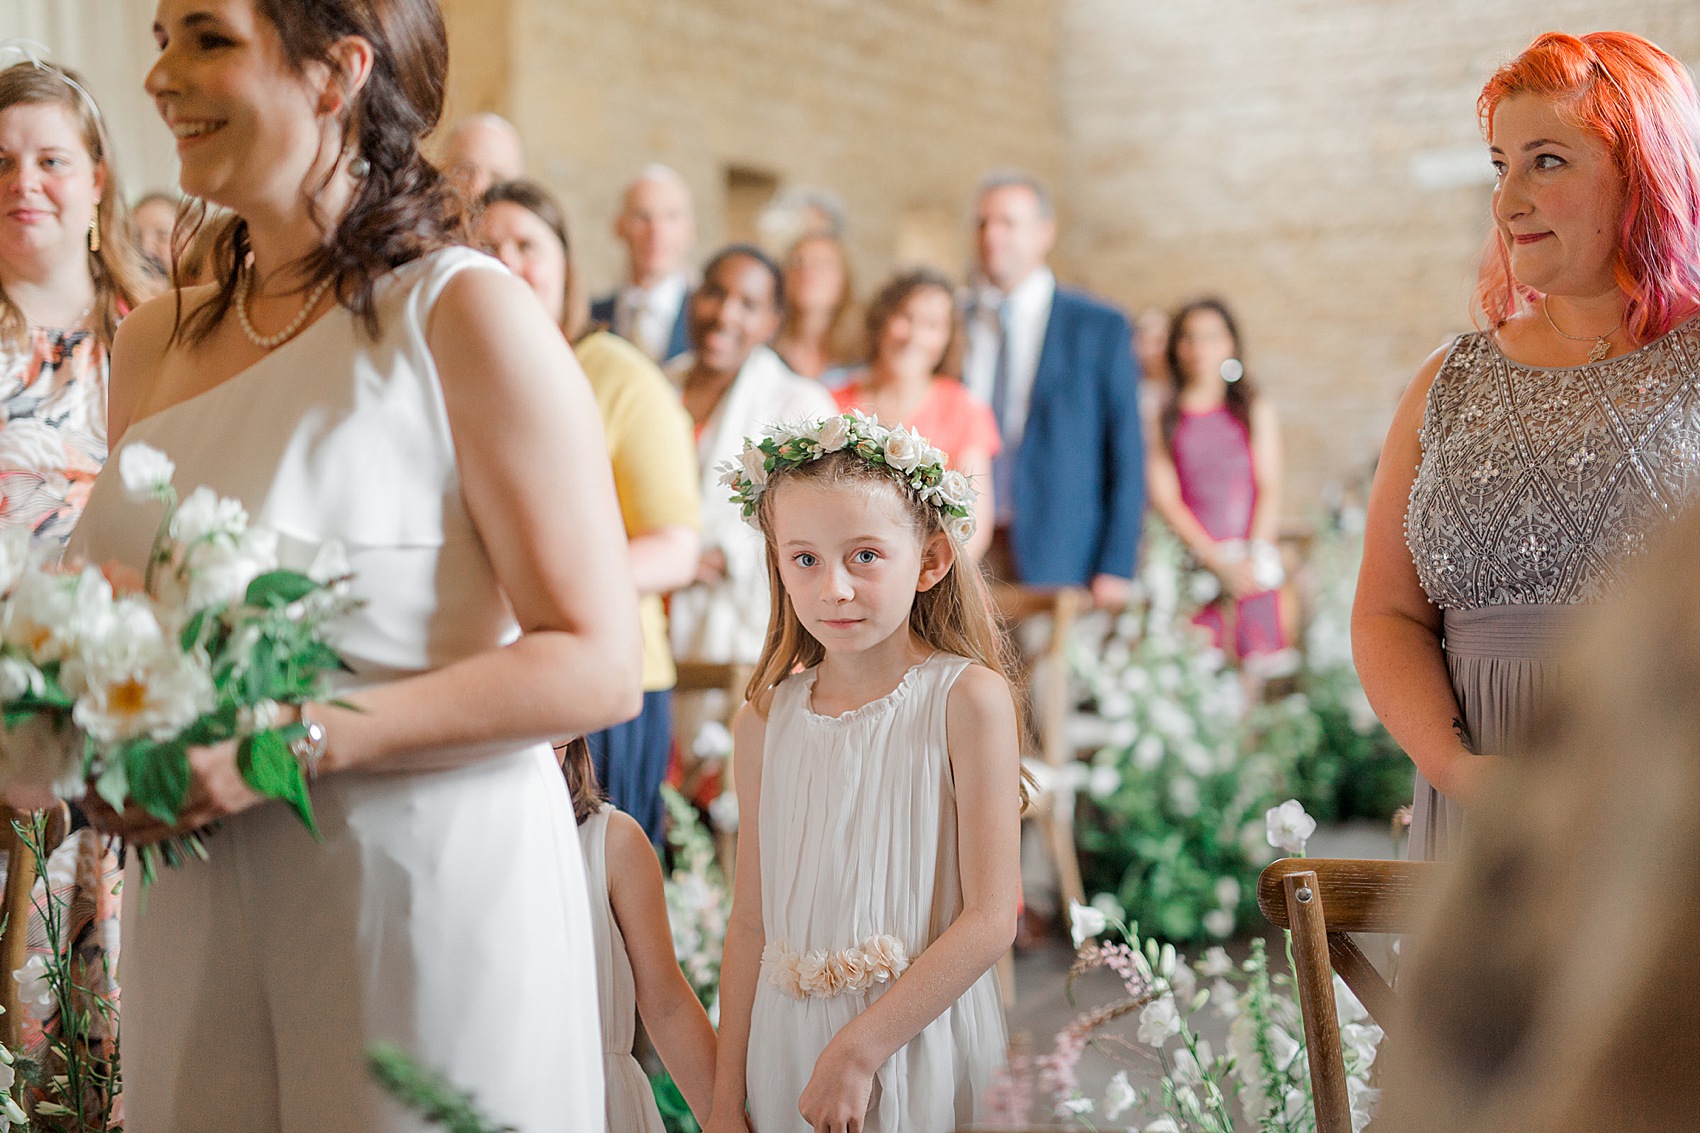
xmin=816 ymin=414 xmax=851 ymax=452
xmin=881 ymin=426 xmax=924 ymax=473
xmin=1265 ymin=798 xmax=1317 ymax=856
xmin=934 ymin=468 xmax=972 ymax=508
xmin=738 ymin=447 xmax=769 ymax=490
xmin=118 ymin=442 xmax=176 ymax=501
xmin=946 ymin=513 xmax=975 ymax=545
xmin=1068 ymin=900 xmax=1107 ymax=948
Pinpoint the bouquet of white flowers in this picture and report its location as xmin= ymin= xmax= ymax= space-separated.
xmin=0 ymin=443 xmax=359 ymax=884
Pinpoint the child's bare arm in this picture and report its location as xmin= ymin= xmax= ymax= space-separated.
xmin=703 ymin=701 xmax=770 ymax=1133
xmin=604 ymin=809 xmax=718 ymax=1125
xmin=797 ymin=664 xmax=1022 ymax=1130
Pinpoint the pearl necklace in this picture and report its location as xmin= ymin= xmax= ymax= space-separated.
xmin=235 ymin=267 xmax=334 ymax=351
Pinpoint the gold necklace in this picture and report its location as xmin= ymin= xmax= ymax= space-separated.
xmin=1544 ymin=301 xmax=1622 ymax=364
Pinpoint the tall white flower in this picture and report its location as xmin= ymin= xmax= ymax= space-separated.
xmin=1136 ymin=993 xmax=1182 ymax=1046
xmin=1068 ymin=900 xmax=1107 ymax=948
xmin=169 ymin=486 xmax=248 ymax=545
xmin=1103 ymin=1070 xmax=1136 ymax=1120
xmin=119 ymin=442 xmax=177 ymax=500
xmin=1266 ymin=798 xmax=1317 ymax=856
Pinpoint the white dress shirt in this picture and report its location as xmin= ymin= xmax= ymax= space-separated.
xmin=615 ymin=271 xmax=689 ymax=362
xmin=963 ymin=266 xmax=1056 ymax=447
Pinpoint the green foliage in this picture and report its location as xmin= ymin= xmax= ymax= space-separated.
xmin=650 ymin=1071 xmax=701 ymax=1133
xmin=367 ymin=1043 xmax=516 ymax=1133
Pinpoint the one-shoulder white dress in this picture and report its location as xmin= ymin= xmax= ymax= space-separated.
xmin=745 ymin=652 xmax=1006 ymax=1132
xmin=67 ymin=247 xmax=603 ymax=1133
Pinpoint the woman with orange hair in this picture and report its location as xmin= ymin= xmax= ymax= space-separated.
xmin=1352 ymin=30 xmax=1700 ymax=859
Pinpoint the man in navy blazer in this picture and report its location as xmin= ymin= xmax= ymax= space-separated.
xmin=591 ymin=164 xmax=695 ymax=364
xmin=962 ymin=172 xmax=1146 ymax=606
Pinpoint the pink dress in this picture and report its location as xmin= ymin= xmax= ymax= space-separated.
xmin=833 ymin=375 xmax=1000 ymax=467
xmin=1170 ymin=406 xmax=1285 ymax=659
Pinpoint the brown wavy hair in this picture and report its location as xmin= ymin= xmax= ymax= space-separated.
xmin=175 ymin=0 xmax=466 ymax=346
xmin=776 ymin=233 xmax=861 ymax=368
xmin=0 ymin=62 xmax=148 ymax=352
xmin=557 ymin=736 xmax=604 ymax=826
xmin=862 ymin=267 xmax=964 ymax=377
xmin=1160 ymin=296 xmax=1258 ymax=451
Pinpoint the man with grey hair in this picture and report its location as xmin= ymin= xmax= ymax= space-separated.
xmin=592 ymin=165 xmax=697 ymax=363
xmin=963 ymin=170 xmax=1145 ymax=607
xmin=441 ymin=112 xmax=525 ymax=199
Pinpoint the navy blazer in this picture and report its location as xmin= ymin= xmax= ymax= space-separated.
xmin=589 ymin=291 xmax=692 ymax=362
xmin=1008 ymin=286 xmax=1146 ymax=586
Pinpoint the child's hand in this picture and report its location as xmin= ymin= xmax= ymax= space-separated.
xmin=797 ymin=1037 xmax=877 ymax=1133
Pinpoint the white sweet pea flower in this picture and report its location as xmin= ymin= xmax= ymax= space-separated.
xmin=816 ymin=414 xmax=852 ymax=452
xmin=13 ymin=952 xmax=54 ymax=1018
xmin=881 ymin=425 xmax=924 ymax=473
xmin=118 ymin=442 xmax=177 ymax=501
xmin=1136 ymin=993 xmax=1182 ymax=1046
xmin=1057 ymin=1096 xmax=1093 ymax=1116
xmin=1266 ymin=798 xmax=1317 ymax=856
xmin=1068 ymin=901 xmax=1107 ymax=948
xmin=1103 ymin=1070 xmax=1136 ymax=1120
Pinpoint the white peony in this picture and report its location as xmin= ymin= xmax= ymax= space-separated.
xmin=65 ymin=598 xmax=215 ymax=743
xmin=816 ymin=414 xmax=852 ymax=452
xmin=1103 ymin=1070 xmax=1136 ymax=1121
xmin=2 ymin=566 xmax=114 ymax=663
xmin=1068 ymin=900 xmax=1107 ymax=948
xmin=1137 ymin=994 xmax=1182 ymax=1046
xmin=118 ymin=442 xmax=177 ymax=500
xmin=1266 ymin=798 xmax=1318 ymax=856
xmin=881 ymin=426 xmax=924 ymax=473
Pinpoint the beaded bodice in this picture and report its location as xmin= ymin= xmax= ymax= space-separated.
xmin=1406 ymin=320 xmax=1700 ymax=609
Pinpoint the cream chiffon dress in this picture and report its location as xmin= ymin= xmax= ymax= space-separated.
xmin=67 ymin=247 xmax=603 ymax=1132
xmin=745 ymin=652 xmax=1006 ymax=1132
xmin=578 ymin=804 xmax=666 ymax=1133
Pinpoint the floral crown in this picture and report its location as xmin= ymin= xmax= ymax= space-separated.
xmin=717 ymin=411 xmax=978 ymax=543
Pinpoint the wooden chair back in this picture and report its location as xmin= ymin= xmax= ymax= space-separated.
xmin=672 ymin=660 xmax=753 ymax=882
xmin=0 ymin=804 xmax=71 ymax=1050
xmin=1257 ymin=857 xmax=1440 ymax=1133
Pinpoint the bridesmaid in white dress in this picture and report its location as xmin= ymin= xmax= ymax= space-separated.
xmin=67 ymin=2 xmax=639 ymax=1130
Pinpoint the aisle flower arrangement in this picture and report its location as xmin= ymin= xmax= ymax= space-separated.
xmin=1071 ymin=526 xmax=1315 ymax=942
xmin=0 ymin=443 xmax=357 ymax=882
xmin=996 ymin=802 xmax=1383 ymax=1132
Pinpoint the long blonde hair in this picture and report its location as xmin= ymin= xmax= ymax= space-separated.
xmin=744 ymin=450 xmax=1021 ymax=727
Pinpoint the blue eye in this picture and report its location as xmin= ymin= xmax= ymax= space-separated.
xmin=793 ymin=552 xmax=818 ymax=568
xmin=852 ymin=549 xmax=878 ymax=565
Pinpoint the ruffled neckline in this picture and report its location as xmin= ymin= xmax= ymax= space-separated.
xmin=801 ymin=653 xmax=939 ymax=725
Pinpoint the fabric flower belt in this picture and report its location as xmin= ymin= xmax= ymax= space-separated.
xmin=761 ymin=934 xmax=911 ymax=1000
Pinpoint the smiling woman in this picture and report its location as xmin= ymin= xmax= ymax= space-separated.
xmin=62 ymin=1 xmax=640 ymax=1131
xmin=1351 ymin=29 xmax=1700 ymax=861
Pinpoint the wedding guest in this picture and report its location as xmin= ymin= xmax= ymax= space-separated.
xmin=963 ymin=170 xmax=1145 ymax=606
xmin=592 ymin=164 xmax=695 ymax=364
xmin=1147 ymin=298 xmax=1287 ymax=667
xmin=440 ymin=110 xmax=524 ymax=199
xmin=1352 ymin=30 xmax=1700 ymax=861
xmin=1374 ymin=506 xmax=1700 ymax=1133
xmin=74 ymin=1 xmax=640 ymax=1129
xmin=832 ymin=267 xmax=996 ymax=560
xmin=477 ymin=178 xmax=700 ymax=847
xmin=0 ymin=56 xmax=146 ymax=547
xmin=773 ymin=232 xmax=858 ymax=383
xmin=131 ymin=189 xmax=178 ymax=281
xmin=561 ymin=738 xmax=718 ymax=1133
xmin=667 ymin=244 xmax=833 ymax=777
xmin=1134 ymin=304 xmax=1173 ymax=425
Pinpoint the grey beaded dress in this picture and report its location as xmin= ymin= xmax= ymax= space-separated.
xmin=1404 ymin=318 xmax=1700 ymax=858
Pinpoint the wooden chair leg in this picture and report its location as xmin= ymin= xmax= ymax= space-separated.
xmin=996 ymin=947 xmax=1016 ymax=1009
xmin=1283 ymin=870 xmax=1352 ymax=1133
xmin=1039 ymin=801 xmax=1086 ymax=913
xmin=0 ymin=808 xmax=32 ymax=1053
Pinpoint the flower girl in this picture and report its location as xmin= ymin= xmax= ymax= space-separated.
xmin=704 ymin=413 xmax=1021 ymax=1133
xmin=559 ymin=737 xmax=719 ymax=1131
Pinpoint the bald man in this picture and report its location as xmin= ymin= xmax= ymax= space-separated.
xmin=590 ymin=165 xmax=697 ymax=364
xmin=442 ymin=113 xmax=524 ymax=199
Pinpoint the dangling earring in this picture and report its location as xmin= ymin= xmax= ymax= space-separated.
xmin=88 ymin=210 xmax=100 ymax=254
xmin=1220 ymin=358 xmax=1244 ymax=383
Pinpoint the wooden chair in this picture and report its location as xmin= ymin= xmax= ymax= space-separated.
xmin=0 ymin=803 xmax=70 ymax=1051
xmin=672 ymin=660 xmax=753 ymax=883
xmin=1258 ymin=857 xmax=1441 ymax=1133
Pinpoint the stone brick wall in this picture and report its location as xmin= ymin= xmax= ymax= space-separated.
xmin=447 ymin=0 xmax=1066 ymax=306
xmin=1057 ymin=1 xmax=1700 ymax=511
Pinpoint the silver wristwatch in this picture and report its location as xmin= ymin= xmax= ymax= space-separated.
xmin=290 ymin=707 xmax=329 ymax=779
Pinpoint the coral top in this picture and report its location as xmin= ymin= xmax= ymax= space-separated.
xmin=833 ymin=374 xmax=1001 ymax=467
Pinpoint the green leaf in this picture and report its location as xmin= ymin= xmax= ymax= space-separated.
xmin=125 ymin=740 xmax=191 ymax=823
xmin=244 ymin=570 xmax=319 ymax=608
xmin=238 ymin=730 xmax=319 ymax=838
xmin=180 ymin=609 xmax=209 ymax=652
xmin=95 ymin=759 xmax=129 ymax=813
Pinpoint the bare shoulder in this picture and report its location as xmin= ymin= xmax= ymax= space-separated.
xmin=109 ymin=286 xmax=215 ymax=441
xmin=946 ymin=663 xmax=1016 ymax=723
xmin=603 ymin=807 xmax=659 ymax=872
xmin=425 ymin=260 xmax=540 ymax=350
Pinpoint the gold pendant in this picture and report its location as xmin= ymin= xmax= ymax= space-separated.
xmin=1588 ymin=336 xmax=1611 ymax=364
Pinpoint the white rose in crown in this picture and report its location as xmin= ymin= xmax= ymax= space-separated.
xmin=934 ymin=469 xmax=972 ymax=509
xmin=947 ymin=514 xmax=975 ymax=545
xmin=738 ymin=446 xmax=769 ymax=489
xmin=881 ymin=426 xmax=925 ymax=473
xmin=119 ymin=442 xmax=177 ymax=501
xmin=816 ymin=414 xmax=851 ymax=452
